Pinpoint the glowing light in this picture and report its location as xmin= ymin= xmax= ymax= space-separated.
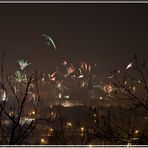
xmin=63 ymin=61 xmax=67 ymax=65
xmin=93 ymin=114 xmax=96 ymax=117
xmin=20 ymin=117 xmax=35 ymax=125
xmin=59 ymin=93 xmax=62 ymax=99
xmin=41 ymin=77 xmax=45 ymax=82
xmin=71 ymin=75 xmax=76 ymax=79
xmin=88 ymin=144 xmax=93 ymax=148
xmin=9 ymin=111 xmax=14 ymax=116
xmin=134 ymin=129 xmax=139 ymax=134
xmin=80 ymin=127 xmax=85 ymax=132
xmin=29 ymin=111 xmax=36 ymax=116
xmin=66 ymin=122 xmax=73 ymax=128
xmin=40 ymin=138 xmax=45 ymax=144
xmin=50 ymin=112 xmax=54 ymax=116
xmin=64 ymin=95 xmax=70 ymax=99
xmin=80 ymin=127 xmax=85 ymax=136
xmin=48 ymin=127 xmax=54 ymax=136
xmin=127 ymin=142 xmax=132 ymax=148
xmin=81 ymin=81 xmax=87 ymax=87
xmin=61 ymin=100 xmax=72 ymax=108
xmin=99 ymin=96 xmax=102 ymax=100
xmin=94 ymin=120 xmax=97 ymax=123
xmin=50 ymin=77 xmax=56 ymax=81
xmin=49 ymin=112 xmax=56 ymax=119
xmin=132 ymin=86 xmax=136 ymax=92
xmin=78 ymin=75 xmax=84 ymax=78
xmin=57 ymin=83 xmax=61 ymax=88
xmin=108 ymin=75 xmax=114 ymax=79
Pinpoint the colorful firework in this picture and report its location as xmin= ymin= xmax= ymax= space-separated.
xmin=77 ymin=62 xmax=92 ymax=87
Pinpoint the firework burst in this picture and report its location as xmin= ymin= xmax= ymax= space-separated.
xmin=18 ymin=59 xmax=31 ymax=71
xmin=10 ymin=70 xmax=28 ymax=89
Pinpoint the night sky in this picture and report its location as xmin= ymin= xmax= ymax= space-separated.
xmin=0 ymin=4 xmax=148 ymax=76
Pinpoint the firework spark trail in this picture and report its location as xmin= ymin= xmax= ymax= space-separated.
xmin=28 ymin=91 xmax=37 ymax=101
xmin=1 ymin=90 xmax=7 ymax=101
xmin=126 ymin=62 xmax=133 ymax=70
xmin=78 ymin=75 xmax=84 ymax=78
xmin=48 ymin=72 xmax=56 ymax=82
xmin=41 ymin=34 xmax=57 ymax=50
xmin=63 ymin=61 xmax=67 ymax=66
xmin=108 ymin=75 xmax=114 ymax=79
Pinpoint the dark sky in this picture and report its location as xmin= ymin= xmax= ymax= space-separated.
xmin=0 ymin=4 xmax=148 ymax=75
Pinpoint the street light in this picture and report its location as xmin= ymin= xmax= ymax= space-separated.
xmin=40 ymin=138 xmax=45 ymax=144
